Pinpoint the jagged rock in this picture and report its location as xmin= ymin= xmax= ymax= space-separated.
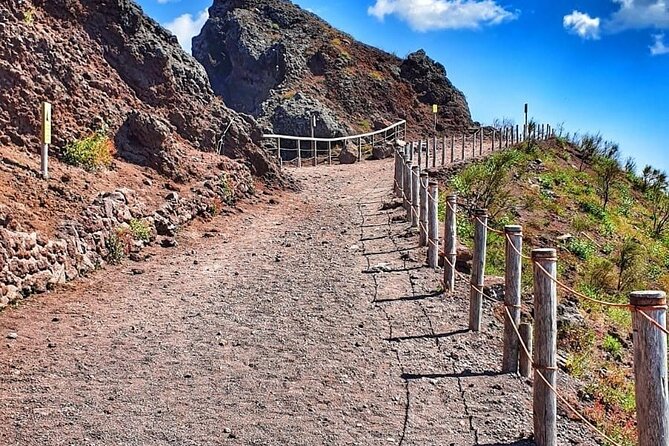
xmin=338 ymin=144 xmax=358 ymax=165
xmin=193 ymin=0 xmax=473 ymax=138
xmin=372 ymin=142 xmax=395 ymax=160
xmin=456 ymin=245 xmax=473 ymax=274
xmin=557 ymin=299 xmax=586 ymax=330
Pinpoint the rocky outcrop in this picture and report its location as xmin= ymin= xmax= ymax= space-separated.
xmin=0 ymin=0 xmax=282 ymax=181
xmin=193 ymin=0 xmax=474 ymax=139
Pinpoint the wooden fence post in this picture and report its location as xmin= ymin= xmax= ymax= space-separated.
xmin=519 ymin=323 xmax=533 ymax=378
xmin=471 ymin=132 xmax=475 ymax=158
xmin=427 ymin=181 xmax=439 ymax=268
xmin=313 ymin=140 xmax=317 ymax=166
xmin=503 ymin=225 xmax=523 ymax=373
xmin=450 ymin=134 xmax=455 ymax=163
xmin=532 ymin=248 xmax=558 ymax=446
xmin=630 ymin=290 xmax=669 ymax=446
xmin=404 ymin=160 xmax=413 ymax=217
xmin=411 ymin=165 xmax=420 ymax=228
xmin=461 ymin=133 xmax=465 ymax=160
xmin=444 ymin=195 xmax=457 ymax=292
xmin=491 ymin=131 xmax=495 ymax=152
xmin=432 ymin=136 xmax=437 ymax=168
xmin=469 ymin=209 xmax=488 ymax=332
xmin=419 ymin=173 xmax=429 ymax=247
xmin=417 ymin=141 xmax=422 ymax=168
xmin=277 ymin=138 xmax=283 ymax=168
xmin=479 ymin=128 xmax=483 ymax=155
xmin=425 ymin=139 xmax=430 ymax=169
xmin=393 ymin=149 xmax=400 ymax=197
xmin=328 ymin=141 xmax=332 ymax=165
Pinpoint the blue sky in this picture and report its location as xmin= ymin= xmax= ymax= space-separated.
xmin=137 ymin=0 xmax=669 ymax=171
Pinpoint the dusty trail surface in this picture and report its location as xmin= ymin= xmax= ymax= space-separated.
xmin=0 ymin=160 xmax=595 ymax=445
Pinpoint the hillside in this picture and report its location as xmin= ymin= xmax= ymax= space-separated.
xmin=438 ymin=136 xmax=668 ymax=445
xmin=192 ymin=0 xmax=474 ymax=138
xmin=0 ymin=0 xmax=286 ymax=307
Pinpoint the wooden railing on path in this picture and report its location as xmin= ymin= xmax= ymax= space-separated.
xmin=393 ymin=130 xmax=669 ymax=446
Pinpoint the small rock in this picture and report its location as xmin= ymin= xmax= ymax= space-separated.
xmin=161 ymin=238 xmax=178 ymax=248
xmin=7 ymin=332 xmax=17 ymax=340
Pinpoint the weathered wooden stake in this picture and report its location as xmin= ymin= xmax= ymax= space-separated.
xmin=411 ymin=165 xmax=420 ymax=228
xmin=397 ymin=152 xmax=405 ymax=200
xmin=427 ymin=181 xmax=439 ymax=268
xmin=469 ymin=209 xmax=488 ymax=332
xmin=393 ymin=149 xmax=400 ymax=197
xmin=630 ymin=290 xmax=669 ymax=446
xmin=358 ymin=137 xmax=363 ymax=162
xmin=417 ymin=141 xmax=422 ymax=168
xmin=404 ymin=160 xmax=413 ymax=217
xmin=519 ymin=323 xmax=533 ymax=378
xmin=461 ymin=133 xmax=465 ymax=160
xmin=502 ymin=225 xmax=523 ymax=373
xmin=532 ymin=248 xmax=558 ymax=446
xmin=444 ymin=195 xmax=457 ymax=292
xmin=419 ymin=173 xmax=429 ymax=247
xmin=432 ymin=136 xmax=437 ymax=168
xmin=471 ymin=132 xmax=475 ymax=158
xmin=450 ymin=134 xmax=455 ymax=163
xmin=479 ymin=128 xmax=483 ymax=155
xmin=424 ymin=139 xmax=430 ymax=169
xmin=491 ymin=131 xmax=495 ymax=152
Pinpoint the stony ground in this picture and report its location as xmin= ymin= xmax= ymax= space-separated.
xmin=0 ymin=158 xmax=598 ymax=445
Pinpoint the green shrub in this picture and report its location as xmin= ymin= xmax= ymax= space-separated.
xmin=219 ymin=173 xmax=234 ymax=205
xmin=602 ymin=334 xmax=623 ymax=360
xmin=129 ymin=219 xmax=151 ymax=243
xmin=579 ymin=201 xmax=607 ymax=221
xmin=568 ymin=237 xmax=596 ymax=260
xmin=63 ymin=130 xmax=114 ymax=170
xmin=106 ymin=233 xmax=125 ymax=265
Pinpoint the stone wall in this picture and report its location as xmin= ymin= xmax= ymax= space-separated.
xmin=0 ymin=164 xmax=254 ymax=308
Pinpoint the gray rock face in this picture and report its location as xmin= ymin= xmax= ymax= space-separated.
xmin=193 ymin=0 xmax=473 ymax=138
xmin=271 ymin=93 xmax=348 ymax=138
xmin=372 ymin=142 xmax=395 ymax=160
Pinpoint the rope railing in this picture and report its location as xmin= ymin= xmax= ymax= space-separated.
xmin=390 ymin=138 xmax=669 ymax=446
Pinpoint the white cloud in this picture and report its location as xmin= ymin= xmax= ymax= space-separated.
xmin=367 ymin=0 xmax=518 ymax=32
xmin=563 ymin=10 xmax=601 ymax=40
xmin=164 ymin=9 xmax=209 ymax=53
xmin=608 ymin=0 xmax=669 ymax=32
xmin=651 ymin=33 xmax=669 ymax=54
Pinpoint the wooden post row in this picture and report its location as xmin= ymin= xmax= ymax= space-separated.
xmin=532 ymin=248 xmax=558 ymax=446
xmin=469 ymin=209 xmax=488 ymax=332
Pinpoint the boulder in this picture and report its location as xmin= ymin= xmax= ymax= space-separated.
xmin=339 ymin=144 xmax=358 ymax=165
xmin=372 ymin=142 xmax=395 ymax=160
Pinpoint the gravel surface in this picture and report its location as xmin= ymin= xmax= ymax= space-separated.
xmin=0 ymin=159 xmax=599 ymax=445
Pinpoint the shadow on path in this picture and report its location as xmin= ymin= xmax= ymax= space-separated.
xmin=386 ymin=328 xmax=469 ymax=342
xmin=401 ymin=369 xmax=503 ymax=380
xmin=376 ymin=290 xmax=442 ymax=303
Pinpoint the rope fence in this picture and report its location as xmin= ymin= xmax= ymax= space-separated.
xmin=391 ymin=134 xmax=669 ymax=446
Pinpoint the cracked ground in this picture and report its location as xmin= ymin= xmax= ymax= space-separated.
xmin=0 ymin=158 xmax=599 ymax=445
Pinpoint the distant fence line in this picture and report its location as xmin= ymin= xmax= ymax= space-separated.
xmin=263 ymin=120 xmax=555 ymax=168
xmin=393 ymin=129 xmax=668 ymax=446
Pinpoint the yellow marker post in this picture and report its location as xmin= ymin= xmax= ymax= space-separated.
xmin=432 ymin=104 xmax=438 ymax=114
xmin=432 ymin=104 xmax=438 ymax=136
xmin=40 ymin=102 xmax=51 ymax=180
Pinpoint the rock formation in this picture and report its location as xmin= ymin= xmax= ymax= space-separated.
xmin=193 ymin=0 xmax=474 ymax=139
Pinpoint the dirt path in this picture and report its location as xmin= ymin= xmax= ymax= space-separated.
xmin=0 ymin=159 xmax=596 ymax=445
